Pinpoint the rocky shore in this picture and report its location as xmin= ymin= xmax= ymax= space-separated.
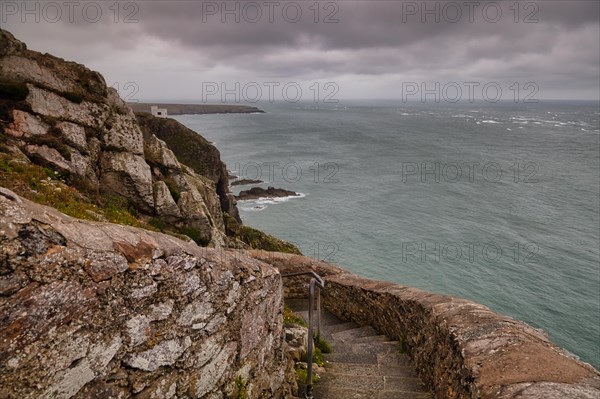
xmin=235 ymin=186 xmax=300 ymax=201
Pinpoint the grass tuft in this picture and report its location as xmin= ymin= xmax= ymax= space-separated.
xmin=283 ymin=306 xmax=307 ymax=327
xmin=234 ymin=376 xmax=247 ymax=399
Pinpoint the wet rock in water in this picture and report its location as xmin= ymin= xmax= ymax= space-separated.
xmin=236 ymin=186 xmax=299 ymax=201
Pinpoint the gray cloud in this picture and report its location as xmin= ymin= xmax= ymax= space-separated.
xmin=3 ymin=0 xmax=598 ymax=100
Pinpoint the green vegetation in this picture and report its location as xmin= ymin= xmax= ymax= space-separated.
xmin=295 ymin=364 xmax=320 ymax=385
xmin=0 ymin=151 xmax=221 ymax=246
xmin=302 ymin=345 xmax=326 ymax=367
xmin=149 ymin=217 xmax=168 ymax=231
xmin=283 ymin=306 xmax=307 ymax=327
xmin=26 ymin=129 xmax=72 ymax=159
xmin=314 ymin=334 xmax=332 ymax=354
xmin=101 ymin=195 xmax=141 ymax=226
xmin=224 ymin=213 xmax=302 ymax=254
xmin=399 ymin=335 xmax=409 ymax=354
xmin=164 ymin=178 xmax=181 ymax=203
xmin=300 ymin=332 xmax=333 ymax=367
xmin=0 ymin=152 xmax=145 ymax=227
xmin=0 ymin=78 xmax=29 ymax=101
xmin=234 ymin=376 xmax=247 ymax=399
xmin=179 ymin=226 xmax=211 ymax=247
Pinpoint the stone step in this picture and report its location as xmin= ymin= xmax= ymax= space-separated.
xmin=285 ymin=298 xmax=312 ymax=312
xmin=325 ymin=351 xmax=379 ymax=365
xmin=318 ymin=322 xmax=361 ymax=340
xmin=312 ymin=386 xmax=433 ymax=399
xmin=284 ymin=299 xmax=432 ymax=398
xmin=318 ymin=369 xmax=428 ymax=392
xmin=325 ymin=362 xmax=417 ymax=378
xmin=348 ymin=341 xmax=400 ymax=355
xmin=352 ymin=334 xmax=392 ymax=343
xmin=377 ymin=352 xmax=414 ymax=369
xmin=296 ymin=310 xmax=350 ymax=328
xmin=331 ymin=325 xmax=380 ymax=342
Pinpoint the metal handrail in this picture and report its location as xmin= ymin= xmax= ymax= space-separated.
xmin=282 ymin=271 xmax=325 ymax=399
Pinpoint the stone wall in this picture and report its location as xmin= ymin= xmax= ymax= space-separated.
xmin=250 ymin=250 xmax=600 ymax=399
xmin=0 ymin=189 xmax=294 ymax=399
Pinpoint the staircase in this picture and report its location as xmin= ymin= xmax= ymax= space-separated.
xmin=287 ymin=299 xmax=432 ymax=399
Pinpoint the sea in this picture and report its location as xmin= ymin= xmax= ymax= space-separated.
xmin=173 ymin=100 xmax=600 ymax=369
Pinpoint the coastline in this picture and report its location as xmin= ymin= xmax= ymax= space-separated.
xmin=127 ymin=102 xmax=264 ymax=115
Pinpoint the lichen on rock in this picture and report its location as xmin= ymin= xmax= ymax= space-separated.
xmin=0 ymin=189 xmax=295 ymax=398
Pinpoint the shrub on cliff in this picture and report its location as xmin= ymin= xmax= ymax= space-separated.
xmin=224 ymin=213 xmax=302 ymax=254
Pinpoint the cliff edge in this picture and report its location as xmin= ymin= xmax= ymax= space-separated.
xmin=0 ymin=29 xmax=229 ymax=246
xmin=0 ymin=29 xmax=297 ymax=253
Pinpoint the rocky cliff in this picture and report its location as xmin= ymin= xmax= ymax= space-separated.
xmin=0 ymin=29 xmax=235 ymax=248
xmin=134 ymin=113 xmax=240 ymax=224
xmin=0 ymin=188 xmax=295 ymax=398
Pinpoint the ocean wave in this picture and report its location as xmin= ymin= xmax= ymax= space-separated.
xmin=511 ymin=116 xmax=591 ymax=127
xmin=481 ymin=120 xmax=502 ymax=124
xmin=237 ymin=193 xmax=307 ymax=211
xmin=452 ymin=114 xmax=472 ymax=118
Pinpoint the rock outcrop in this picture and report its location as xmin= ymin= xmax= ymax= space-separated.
xmin=0 ymin=29 xmax=235 ymax=247
xmin=0 ymin=188 xmax=295 ymax=398
xmin=231 ymin=179 xmax=264 ymax=187
xmin=135 ymin=112 xmax=241 ymax=224
xmin=236 ymin=186 xmax=300 ymax=201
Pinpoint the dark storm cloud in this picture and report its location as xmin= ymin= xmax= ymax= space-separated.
xmin=133 ymin=1 xmax=599 ymax=49
xmin=2 ymin=0 xmax=598 ymax=99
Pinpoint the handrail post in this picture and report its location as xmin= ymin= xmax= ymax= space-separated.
xmin=280 ymin=271 xmax=325 ymax=399
xmin=305 ymin=278 xmax=316 ymax=399
xmin=316 ymin=287 xmax=321 ymax=340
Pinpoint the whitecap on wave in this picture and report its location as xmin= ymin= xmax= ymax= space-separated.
xmin=237 ymin=193 xmax=307 ymax=212
xmin=452 ymin=114 xmax=472 ymax=118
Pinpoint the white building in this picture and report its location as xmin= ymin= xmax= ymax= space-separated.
xmin=151 ymin=105 xmax=168 ymax=118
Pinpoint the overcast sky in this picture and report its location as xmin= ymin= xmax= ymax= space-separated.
xmin=2 ymin=0 xmax=599 ymax=102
